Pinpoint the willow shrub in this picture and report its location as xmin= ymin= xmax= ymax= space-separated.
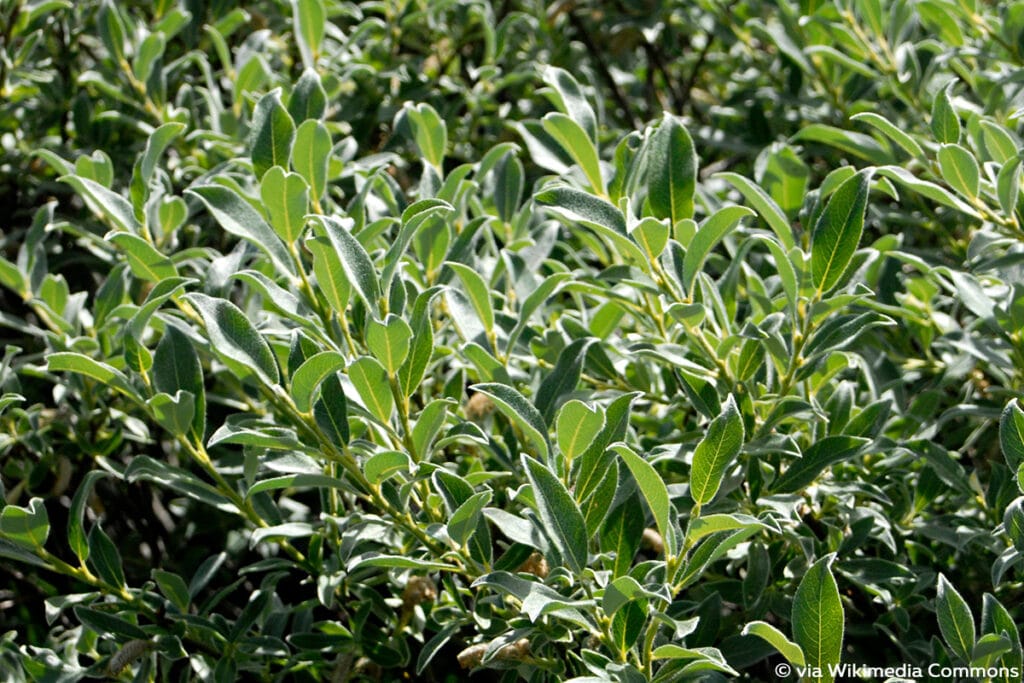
xmin=1 ymin=0 xmax=1024 ymax=681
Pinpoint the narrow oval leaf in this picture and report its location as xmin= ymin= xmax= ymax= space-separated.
xmin=613 ymin=445 xmax=676 ymax=558
xmin=249 ymin=89 xmax=296 ymax=178
xmin=0 ymin=498 xmax=50 ymax=550
xmin=937 ymin=143 xmax=980 ymax=199
xmin=556 ymin=400 xmax=605 ymax=465
xmin=311 ymin=215 xmax=380 ymax=315
xmin=471 ymin=383 xmax=550 ymax=460
xmin=932 ymin=82 xmax=961 ymax=144
xmin=810 ymin=168 xmax=873 ymax=295
xmin=682 ymin=206 xmax=753 ymax=295
xmin=689 ymin=395 xmax=744 ymax=506
xmin=108 ymin=233 xmax=177 ymax=282
xmin=292 ymin=120 xmax=331 ymax=203
xmin=522 ymin=455 xmax=588 ymax=573
xmin=290 ymin=351 xmax=346 ymax=413
xmin=185 ymin=293 xmax=280 ymax=387
xmin=742 ymin=621 xmax=806 ymax=667
xmin=260 ymin=166 xmax=309 ymax=244
xmin=542 ymin=112 xmax=604 ymax=194
xmin=153 ymin=325 xmax=206 ymax=442
xmin=646 ymin=113 xmax=697 ymax=225
xmin=792 ymin=554 xmax=843 ymax=683
xmin=348 ymin=356 xmax=394 ymax=424
xmin=936 ymin=574 xmax=976 ymax=663
xmin=366 ymin=314 xmax=413 ymax=376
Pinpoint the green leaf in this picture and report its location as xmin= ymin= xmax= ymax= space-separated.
xmin=405 ymin=102 xmax=447 ymax=169
xmin=792 ymin=554 xmax=843 ymax=683
xmin=349 ymin=553 xmax=460 ymax=573
xmin=292 ymin=120 xmax=331 ymax=204
xmin=246 ymin=474 xmax=347 ymax=498
xmin=997 ymin=158 xmax=1021 ymax=218
xmin=851 ymin=112 xmax=924 ymax=159
xmin=686 ymin=513 xmax=772 ymax=544
xmin=714 ymin=172 xmax=795 ymax=250
xmin=147 ymin=391 xmax=196 ymax=438
xmin=185 ymin=293 xmax=280 ymax=387
xmin=186 ymin=184 xmax=295 ymax=277
xmin=937 ymin=143 xmax=980 ymax=199
xmin=534 ymin=337 xmax=596 ymax=425
xmin=131 ymin=122 xmax=186 ymax=206
xmin=556 ymin=400 xmax=605 ymax=465
xmin=543 ymin=66 xmax=597 ymax=142
xmin=613 ymin=444 xmax=676 ymax=558
xmin=601 ymin=495 xmax=644 ymax=578
xmin=290 ymin=351 xmax=346 ymax=413
xmin=314 ymin=373 xmax=350 ymax=446
xmin=1000 ymin=399 xmax=1024 ymax=472
xmin=741 ymin=621 xmax=806 ymax=667
xmin=68 ymin=474 xmax=106 ymax=562
xmin=153 ymin=325 xmax=206 ymax=443
xmin=758 ymin=142 xmax=810 ymax=216
xmin=308 ymin=237 xmax=351 ymax=313
xmin=366 ymin=314 xmax=413 ymax=376
xmin=58 ymin=174 xmax=140 ymax=234
xmin=630 ymin=217 xmax=669 ymax=260
xmin=88 ymin=524 xmax=126 ymax=589
xmin=445 ymin=262 xmax=495 ymax=336
xmin=364 ymin=451 xmax=411 ymax=485
xmin=535 ymin=186 xmax=648 ymax=268
xmin=810 ymin=168 xmax=873 ymax=295
xmin=771 ymin=436 xmax=870 ymax=493
xmin=0 ymin=498 xmax=49 ymax=550
xmin=937 ymin=574 xmax=976 ymax=662
xmin=448 ymin=491 xmax=492 ymax=547
xmin=125 ymin=456 xmax=236 ymax=512
xmin=74 ymin=607 xmax=146 ymax=640
xmin=260 ymin=166 xmax=309 ymax=244
xmin=522 ymin=455 xmax=588 ymax=573
xmin=153 ymin=569 xmax=190 ymax=612
xmin=47 ymin=352 xmax=135 ymax=397
xmin=311 ymin=215 xmax=380 ymax=315
xmin=249 ymin=89 xmax=296 ymax=179
xmin=471 ymin=383 xmax=550 ymax=460
xmin=689 ymin=395 xmax=744 ymax=506
xmin=542 ymin=113 xmax=604 ymax=194
xmin=932 ymin=82 xmax=961 ymax=144
xmin=293 ymin=0 xmax=326 ymax=69
xmin=348 ymin=357 xmax=394 ymax=424
xmin=646 ymin=113 xmax=697 ymax=225
xmin=682 ymin=206 xmax=753 ymax=295
xmin=1003 ymin=498 xmax=1024 ymax=553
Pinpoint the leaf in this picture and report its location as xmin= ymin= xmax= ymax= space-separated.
xmin=153 ymin=569 xmax=190 ymax=612
xmin=937 ymin=143 xmax=980 ymax=199
xmin=58 ymin=174 xmax=140 ymax=234
xmin=314 ymin=373 xmax=350 ymax=446
xmin=535 ymin=186 xmax=648 ymax=267
xmin=792 ymin=554 xmax=843 ymax=683
xmin=153 ymin=325 xmax=206 ymax=442
xmin=364 ymin=451 xmax=411 ymax=484
xmin=936 ymin=574 xmax=976 ymax=662
xmin=522 ymin=456 xmax=588 ymax=573
xmin=185 ymin=293 xmax=280 ymax=387
xmin=404 ymin=102 xmax=447 ymax=169
xmin=365 ymin=314 xmax=413 ymax=376
xmin=125 ymin=456 xmax=236 ymax=512
xmin=74 ymin=607 xmax=146 ymax=640
xmin=292 ymin=120 xmax=331 ymax=203
xmin=290 ymin=351 xmax=346 ymax=413
xmin=293 ymin=0 xmax=326 ymax=70
xmin=260 ymin=166 xmax=309 ymax=244
xmin=689 ymin=395 xmax=744 ymax=506
xmin=543 ymin=66 xmax=597 ymax=142
xmin=108 ymin=233 xmax=177 ymax=282
xmin=471 ymin=383 xmax=550 ymax=460
xmin=771 ymin=436 xmax=870 ymax=493
xmin=246 ymin=474 xmax=347 ymax=498
xmin=810 ymin=168 xmax=873 ymax=295
xmin=88 ymin=524 xmax=126 ymax=589
xmin=445 ymin=262 xmax=495 ymax=336
xmin=646 ymin=113 xmax=697 ymax=225
xmin=613 ymin=444 xmax=676 ymax=557
xmin=186 ymin=184 xmax=295 ymax=277
xmin=46 ymin=352 xmax=135 ymax=397
xmin=851 ymin=112 xmax=924 ymax=158
xmin=0 ymin=498 xmax=49 ymax=550
xmin=1004 ymin=498 xmax=1024 ymax=553
xmin=448 ymin=491 xmax=492 ymax=547
xmin=741 ymin=621 xmax=806 ymax=667
xmin=714 ymin=172 xmax=795 ymax=249
xmin=249 ymin=89 xmax=296 ymax=178
xmin=932 ymin=81 xmax=961 ymax=144
xmin=542 ymin=112 xmax=604 ymax=194
xmin=308 ymin=237 xmax=351 ymax=313
xmin=1000 ymin=399 xmax=1024 ymax=472
xmin=349 ymin=553 xmax=460 ymax=573
xmin=556 ymin=400 xmax=605 ymax=465
xmin=757 ymin=142 xmax=810 ymax=216
xmin=534 ymin=337 xmax=596 ymax=425
xmin=147 ymin=391 xmax=196 ymax=438
xmin=348 ymin=357 xmax=394 ymax=424
xmin=682 ymin=206 xmax=753 ymax=295
xmin=311 ymin=215 xmax=380 ymax=315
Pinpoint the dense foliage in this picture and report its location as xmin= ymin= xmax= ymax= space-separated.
xmin=2 ymin=0 xmax=1024 ymax=681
